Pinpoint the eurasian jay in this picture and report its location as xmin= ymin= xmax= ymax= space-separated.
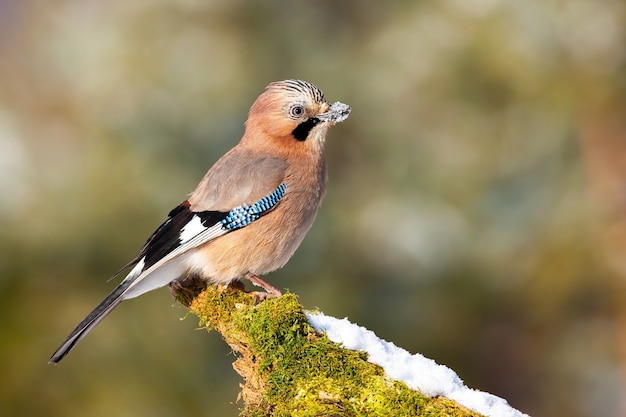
xmin=49 ymin=79 xmax=350 ymax=364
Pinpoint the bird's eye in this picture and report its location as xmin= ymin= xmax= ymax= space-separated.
xmin=289 ymin=105 xmax=305 ymax=119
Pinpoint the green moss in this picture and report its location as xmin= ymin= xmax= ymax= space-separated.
xmin=189 ymin=286 xmax=481 ymax=417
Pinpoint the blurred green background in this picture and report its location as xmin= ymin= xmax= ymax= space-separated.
xmin=1 ymin=1 xmax=625 ymax=416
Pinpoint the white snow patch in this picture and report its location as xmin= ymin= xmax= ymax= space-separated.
xmin=306 ymin=312 xmax=529 ymax=417
xmin=180 ymin=215 xmax=206 ymax=243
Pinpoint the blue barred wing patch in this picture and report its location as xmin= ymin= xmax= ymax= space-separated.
xmin=119 ymin=183 xmax=287 ymax=275
xmin=221 ymin=183 xmax=287 ymax=231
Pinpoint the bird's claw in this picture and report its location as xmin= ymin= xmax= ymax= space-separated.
xmin=245 ymin=273 xmax=282 ymax=299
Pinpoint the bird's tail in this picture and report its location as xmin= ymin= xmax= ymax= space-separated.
xmin=48 ymin=281 xmax=130 ymax=364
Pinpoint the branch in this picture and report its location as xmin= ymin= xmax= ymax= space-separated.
xmin=173 ymin=279 xmax=526 ymax=417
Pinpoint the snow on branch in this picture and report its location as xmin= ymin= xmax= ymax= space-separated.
xmin=174 ymin=278 xmax=529 ymax=417
xmin=307 ymin=312 xmax=528 ymax=417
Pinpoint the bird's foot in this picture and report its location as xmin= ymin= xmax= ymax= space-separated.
xmin=245 ymin=273 xmax=282 ymax=299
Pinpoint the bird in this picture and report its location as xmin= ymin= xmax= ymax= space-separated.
xmin=49 ymin=79 xmax=350 ymax=364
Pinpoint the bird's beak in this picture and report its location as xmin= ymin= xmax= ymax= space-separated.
xmin=317 ymin=101 xmax=351 ymax=125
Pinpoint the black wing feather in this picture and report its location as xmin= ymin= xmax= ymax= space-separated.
xmin=133 ymin=201 xmax=229 ymax=271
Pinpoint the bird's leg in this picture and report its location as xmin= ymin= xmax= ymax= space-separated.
xmin=245 ymin=273 xmax=282 ymax=298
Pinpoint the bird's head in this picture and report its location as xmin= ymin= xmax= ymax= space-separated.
xmin=244 ymin=79 xmax=350 ymax=154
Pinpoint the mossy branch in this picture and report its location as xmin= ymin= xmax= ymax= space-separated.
xmin=173 ymin=279 xmax=481 ymax=417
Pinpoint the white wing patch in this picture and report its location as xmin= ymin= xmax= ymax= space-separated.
xmin=120 ymin=183 xmax=288 ymax=299
xmin=124 ymin=222 xmax=227 ymax=295
xmin=179 ymin=215 xmax=206 ymax=243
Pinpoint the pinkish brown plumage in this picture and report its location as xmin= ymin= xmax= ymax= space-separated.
xmin=49 ymin=80 xmax=350 ymax=364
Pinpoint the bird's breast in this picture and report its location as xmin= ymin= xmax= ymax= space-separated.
xmin=187 ymin=186 xmax=325 ymax=284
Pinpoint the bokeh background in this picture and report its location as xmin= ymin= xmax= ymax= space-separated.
xmin=1 ymin=1 xmax=625 ymax=416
